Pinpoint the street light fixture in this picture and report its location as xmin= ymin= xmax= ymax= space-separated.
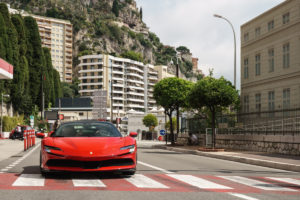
xmin=213 ymin=14 xmax=237 ymax=88
xmin=1 ymin=93 xmax=10 ymax=135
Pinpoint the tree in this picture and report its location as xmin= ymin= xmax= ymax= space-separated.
xmin=189 ymin=77 xmax=239 ymax=148
xmin=176 ymin=46 xmax=190 ymax=54
xmin=153 ymin=77 xmax=193 ymax=145
xmin=139 ymin=7 xmax=143 ymax=20
xmin=142 ymin=114 xmax=158 ymax=132
xmin=165 ymin=117 xmax=176 ymax=132
xmin=120 ymin=51 xmax=143 ymax=62
xmin=112 ymin=0 xmax=119 ymax=17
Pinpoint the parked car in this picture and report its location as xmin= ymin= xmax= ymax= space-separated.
xmin=9 ymin=125 xmax=34 ymax=140
xmin=40 ymin=120 xmax=137 ymax=176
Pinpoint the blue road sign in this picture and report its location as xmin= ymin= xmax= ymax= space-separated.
xmin=160 ymin=129 xmax=166 ymax=136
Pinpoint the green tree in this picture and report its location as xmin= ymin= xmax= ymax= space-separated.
xmin=153 ymin=77 xmax=193 ymax=145
xmin=142 ymin=114 xmax=158 ymax=132
xmin=120 ymin=51 xmax=143 ymax=62
xmin=189 ymin=77 xmax=239 ymax=148
xmin=165 ymin=117 xmax=176 ymax=132
xmin=176 ymin=46 xmax=190 ymax=54
xmin=112 ymin=0 xmax=119 ymax=17
xmin=139 ymin=7 xmax=143 ymax=20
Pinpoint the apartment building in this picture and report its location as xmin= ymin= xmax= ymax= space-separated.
xmin=241 ymin=0 xmax=300 ymax=116
xmin=145 ymin=64 xmax=159 ymax=112
xmin=78 ymin=54 xmax=158 ymax=120
xmin=7 ymin=4 xmax=73 ymax=82
xmin=29 ymin=15 xmax=73 ymax=82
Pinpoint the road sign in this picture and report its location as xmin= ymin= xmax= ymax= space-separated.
xmin=160 ymin=129 xmax=166 ymax=136
xmin=30 ymin=115 xmax=34 ymax=120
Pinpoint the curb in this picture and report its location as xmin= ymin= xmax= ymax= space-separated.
xmin=154 ymin=145 xmax=300 ymax=173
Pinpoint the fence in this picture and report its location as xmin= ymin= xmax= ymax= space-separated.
xmin=183 ymin=108 xmax=300 ymax=136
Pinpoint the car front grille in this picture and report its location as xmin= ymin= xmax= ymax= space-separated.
xmin=46 ymin=158 xmax=134 ymax=169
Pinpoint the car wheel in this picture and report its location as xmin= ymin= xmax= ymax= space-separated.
xmin=39 ymin=152 xmax=47 ymax=176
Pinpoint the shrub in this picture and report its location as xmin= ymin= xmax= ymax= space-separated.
xmin=3 ymin=116 xmax=24 ymax=132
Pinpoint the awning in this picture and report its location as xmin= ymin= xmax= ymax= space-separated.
xmin=0 ymin=58 xmax=13 ymax=79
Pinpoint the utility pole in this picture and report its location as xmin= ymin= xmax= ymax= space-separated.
xmin=176 ymin=54 xmax=180 ymax=143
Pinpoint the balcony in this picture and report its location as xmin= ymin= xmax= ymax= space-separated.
xmin=79 ymin=69 xmax=103 ymax=73
xmin=126 ymin=98 xmax=144 ymax=103
xmin=125 ymin=85 xmax=144 ymax=91
xmin=79 ymin=61 xmax=103 ymax=67
xmin=79 ymin=75 xmax=103 ymax=80
xmin=148 ymin=76 xmax=158 ymax=80
xmin=79 ymin=82 xmax=103 ymax=87
xmin=113 ymin=90 xmax=124 ymax=94
xmin=126 ymin=104 xmax=144 ymax=109
xmin=126 ymin=79 xmax=144 ymax=85
xmin=127 ymin=66 xmax=144 ymax=73
xmin=126 ymin=73 xmax=143 ymax=80
xmin=126 ymin=91 xmax=144 ymax=97
xmin=113 ymin=97 xmax=124 ymax=101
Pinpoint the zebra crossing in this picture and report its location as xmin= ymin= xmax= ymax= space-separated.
xmin=0 ymin=173 xmax=299 ymax=194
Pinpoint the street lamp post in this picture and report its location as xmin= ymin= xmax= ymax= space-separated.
xmin=1 ymin=93 xmax=10 ymax=135
xmin=213 ymin=14 xmax=237 ymax=88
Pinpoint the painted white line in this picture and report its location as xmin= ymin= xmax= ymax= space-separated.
xmin=267 ymin=177 xmax=300 ymax=186
xmin=219 ymin=176 xmax=296 ymax=191
xmin=13 ymin=174 xmax=45 ymax=186
xmin=168 ymin=174 xmax=232 ymax=189
xmin=0 ymin=142 xmax=41 ymax=172
xmin=138 ymin=161 xmax=174 ymax=174
xmin=1 ymin=169 xmax=8 ymax=171
xmin=125 ymin=174 xmax=169 ymax=188
xmin=72 ymin=179 xmax=106 ymax=187
xmin=228 ymin=193 xmax=259 ymax=200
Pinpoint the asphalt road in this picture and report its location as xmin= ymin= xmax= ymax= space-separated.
xmin=0 ymin=143 xmax=299 ymax=200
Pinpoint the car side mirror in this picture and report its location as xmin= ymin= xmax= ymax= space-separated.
xmin=129 ymin=132 xmax=138 ymax=138
xmin=48 ymin=131 xmax=54 ymax=137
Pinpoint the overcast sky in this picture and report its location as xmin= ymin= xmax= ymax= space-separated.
xmin=135 ymin=0 xmax=284 ymax=89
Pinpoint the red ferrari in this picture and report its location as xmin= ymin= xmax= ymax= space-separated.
xmin=40 ymin=120 xmax=137 ymax=176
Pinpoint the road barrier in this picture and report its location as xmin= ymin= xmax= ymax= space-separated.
xmin=24 ymin=130 xmax=36 ymax=151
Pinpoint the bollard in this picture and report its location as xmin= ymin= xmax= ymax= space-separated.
xmin=29 ymin=130 xmax=32 ymax=148
xmin=24 ymin=131 xmax=27 ymax=151
xmin=32 ymin=130 xmax=35 ymax=146
xmin=27 ymin=130 xmax=30 ymax=149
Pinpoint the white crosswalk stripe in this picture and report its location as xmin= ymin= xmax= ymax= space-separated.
xmin=167 ymin=174 xmax=232 ymax=189
xmin=219 ymin=176 xmax=297 ymax=192
xmin=12 ymin=174 xmax=45 ymax=186
xmin=267 ymin=177 xmax=300 ymax=186
xmin=125 ymin=174 xmax=169 ymax=188
xmin=72 ymin=179 xmax=106 ymax=187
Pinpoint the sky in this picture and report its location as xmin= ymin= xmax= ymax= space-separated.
xmin=135 ymin=0 xmax=285 ymax=89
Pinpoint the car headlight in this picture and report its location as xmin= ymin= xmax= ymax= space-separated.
xmin=120 ymin=145 xmax=135 ymax=153
xmin=44 ymin=145 xmax=62 ymax=153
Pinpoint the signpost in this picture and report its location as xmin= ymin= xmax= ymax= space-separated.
xmin=30 ymin=115 xmax=34 ymax=128
xmin=160 ymin=129 xmax=166 ymax=136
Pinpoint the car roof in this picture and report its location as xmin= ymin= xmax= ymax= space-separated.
xmin=60 ymin=120 xmax=113 ymax=126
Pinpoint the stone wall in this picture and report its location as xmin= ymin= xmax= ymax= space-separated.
xmin=216 ymin=134 xmax=300 ymax=155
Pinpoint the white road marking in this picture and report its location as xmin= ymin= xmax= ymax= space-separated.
xmin=228 ymin=193 xmax=259 ymax=200
xmin=137 ymin=161 xmax=174 ymax=174
xmin=0 ymin=142 xmax=41 ymax=172
xmin=219 ymin=176 xmax=296 ymax=191
xmin=13 ymin=174 xmax=45 ymax=186
xmin=167 ymin=174 xmax=232 ymax=189
xmin=125 ymin=174 xmax=169 ymax=188
xmin=267 ymin=177 xmax=300 ymax=186
xmin=72 ymin=179 xmax=106 ymax=187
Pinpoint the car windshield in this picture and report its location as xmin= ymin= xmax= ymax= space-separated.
xmin=52 ymin=122 xmax=122 ymax=137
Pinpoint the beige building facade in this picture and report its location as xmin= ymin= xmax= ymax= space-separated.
xmin=241 ymin=0 xmax=300 ymax=114
xmin=31 ymin=15 xmax=73 ymax=83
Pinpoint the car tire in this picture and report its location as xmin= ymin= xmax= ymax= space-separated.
xmin=39 ymin=152 xmax=47 ymax=177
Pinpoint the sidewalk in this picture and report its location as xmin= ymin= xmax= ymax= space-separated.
xmin=137 ymin=140 xmax=300 ymax=172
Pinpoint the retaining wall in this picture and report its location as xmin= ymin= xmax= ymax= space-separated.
xmin=216 ymin=134 xmax=300 ymax=155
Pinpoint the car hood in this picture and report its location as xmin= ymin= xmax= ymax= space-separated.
xmin=47 ymin=137 xmax=132 ymax=157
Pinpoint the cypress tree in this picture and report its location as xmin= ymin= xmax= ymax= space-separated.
xmin=24 ymin=16 xmax=44 ymax=108
xmin=112 ymin=0 xmax=119 ymax=17
xmin=0 ymin=13 xmax=7 ymax=59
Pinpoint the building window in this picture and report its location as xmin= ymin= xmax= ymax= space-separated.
xmin=83 ymin=79 xmax=87 ymax=83
xmin=268 ymin=49 xmax=274 ymax=72
xmin=83 ymin=73 xmax=87 ymax=77
xmin=83 ymin=86 xmax=87 ymax=90
xmin=283 ymin=88 xmax=290 ymax=110
xmin=83 ymin=59 xmax=87 ymax=63
xmin=255 ymin=54 xmax=261 ymax=76
xmin=255 ymin=27 xmax=261 ymax=37
xmin=91 ymin=85 xmax=94 ymax=89
xmin=283 ymin=43 xmax=290 ymax=68
xmin=255 ymin=93 xmax=261 ymax=113
xmin=90 ymin=65 xmax=95 ymax=70
xmin=83 ymin=66 xmax=87 ymax=70
xmin=98 ymin=59 xmax=102 ymax=62
xmin=243 ymin=95 xmax=249 ymax=113
xmin=79 ymin=112 xmax=84 ymax=116
xmin=268 ymin=20 xmax=274 ymax=31
xmin=268 ymin=91 xmax=275 ymax=116
xmin=244 ymin=33 xmax=249 ymax=42
xmin=244 ymin=58 xmax=249 ymax=79
xmin=282 ymin=13 xmax=290 ymax=24
xmin=91 ymin=79 xmax=94 ymax=83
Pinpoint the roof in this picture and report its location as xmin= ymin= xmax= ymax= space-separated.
xmin=54 ymin=98 xmax=92 ymax=108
